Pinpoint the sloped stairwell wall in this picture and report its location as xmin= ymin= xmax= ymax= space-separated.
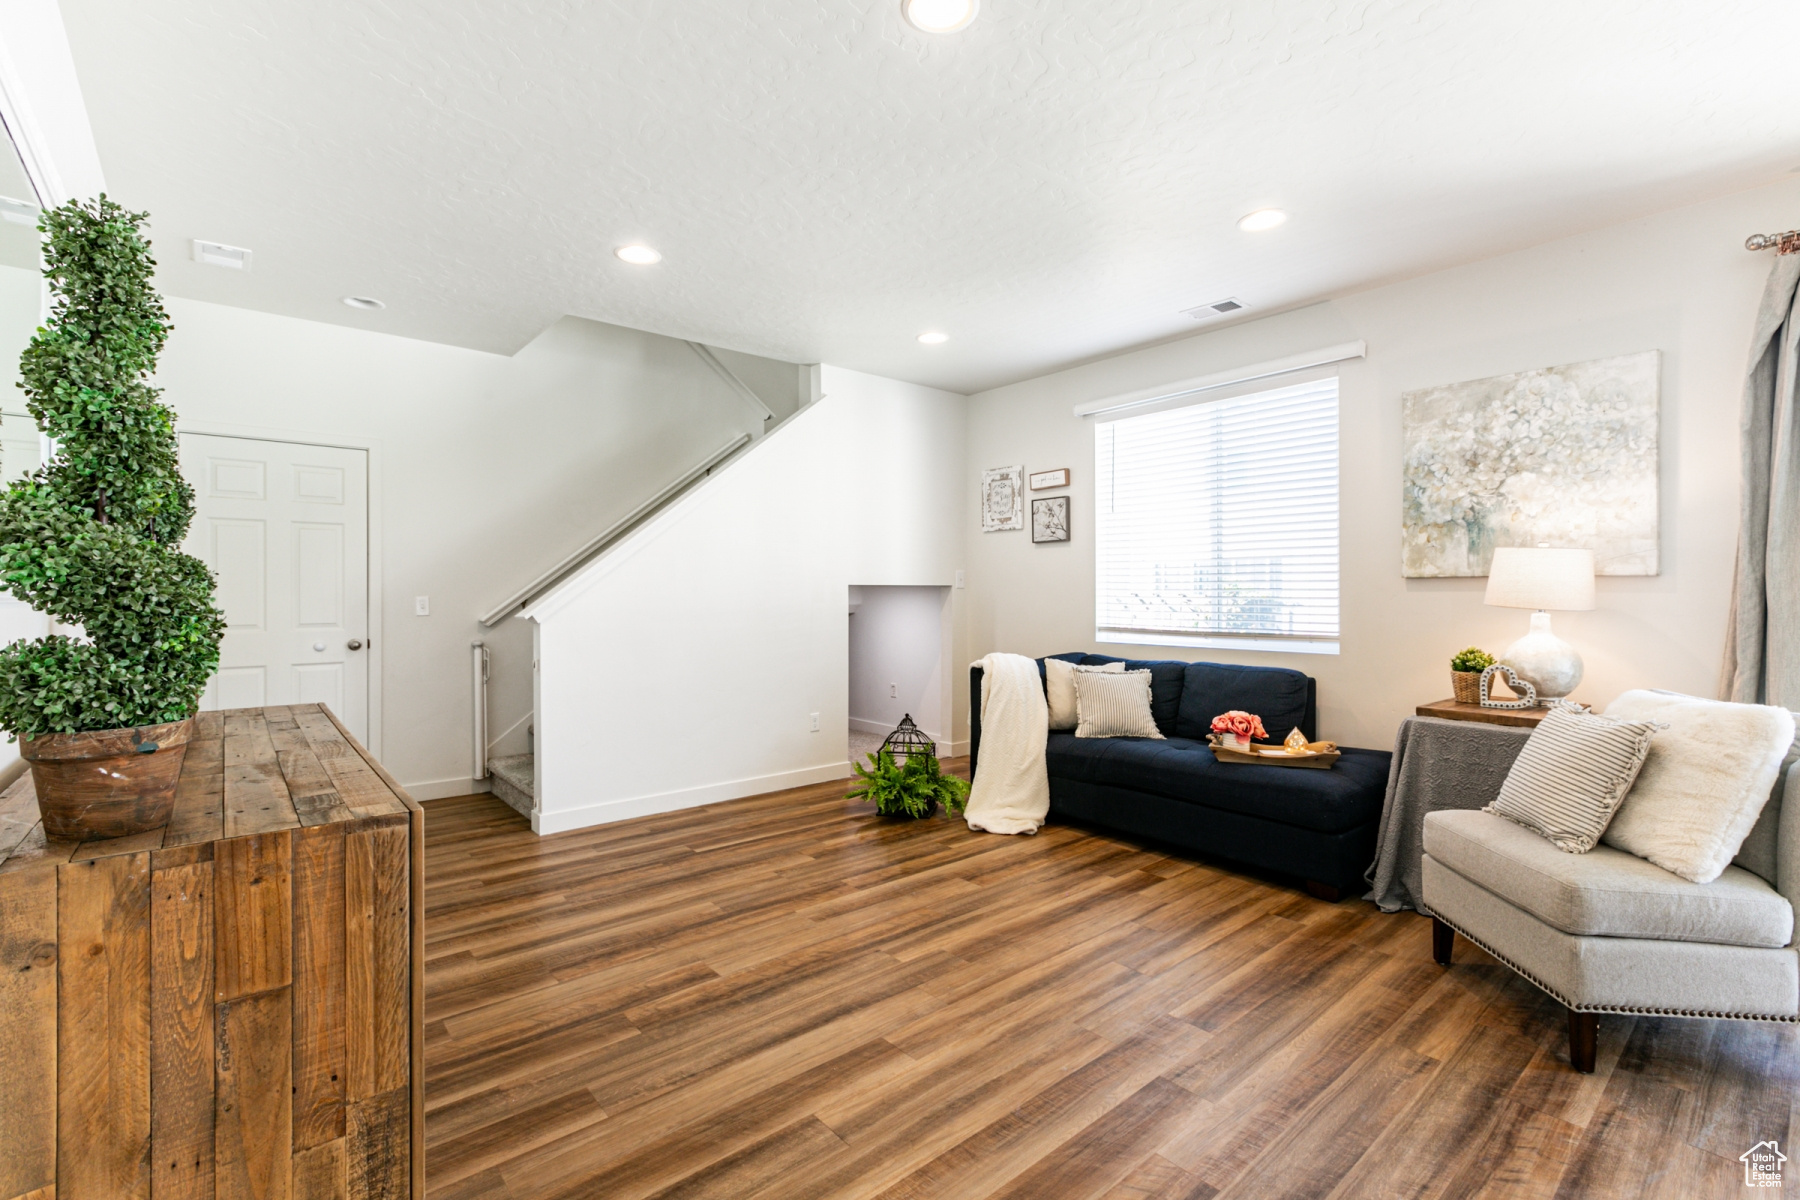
xmin=525 ymin=366 xmax=966 ymax=834
xmin=152 ymin=301 xmax=803 ymax=796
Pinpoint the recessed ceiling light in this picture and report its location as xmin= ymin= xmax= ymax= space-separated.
xmin=902 ymin=0 xmax=978 ymax=33
xmin=615 ymin=244 xmax=662 ymax=265
xmin=1237 ymin=209 xmax=1288 ymax=232
xmin=917 ymin=331 xmax=949 ymax=345
xmin=342 ymin=296 xmax=385 ymax=310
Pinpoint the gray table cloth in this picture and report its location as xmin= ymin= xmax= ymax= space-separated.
xmin=1365 ymin=716 xmax=1530 ymax=913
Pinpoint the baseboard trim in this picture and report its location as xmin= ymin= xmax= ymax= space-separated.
xmin=406 ymin=776 xmax=493 ymax=802
xmin=534 ymin=760 xmax=853 ymax=835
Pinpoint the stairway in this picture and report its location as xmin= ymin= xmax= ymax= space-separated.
xmin=488 ymin=754 xmax=535 ymax=818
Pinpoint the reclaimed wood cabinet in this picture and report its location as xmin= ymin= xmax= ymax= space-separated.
xmin=0 ymin=705 xmax=424 ymax=1200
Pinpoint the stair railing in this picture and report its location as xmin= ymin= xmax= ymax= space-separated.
xmin=471 ymin=640 xmax=490 ymax=781
xmin=478 ymin=432 xmax=750 ymax=627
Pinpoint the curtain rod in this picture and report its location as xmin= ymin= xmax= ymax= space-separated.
xmin=1746 ymin=230 xmax=1800 ymax=254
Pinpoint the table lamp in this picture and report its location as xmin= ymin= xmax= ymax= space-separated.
xmin=1483 ymin=547 xmax=1595 ymax=701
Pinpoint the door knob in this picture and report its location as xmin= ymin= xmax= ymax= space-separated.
xmin=347 ymin=639 xmax=363 ymax=651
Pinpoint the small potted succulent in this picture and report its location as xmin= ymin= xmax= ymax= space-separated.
xmin=1210 ymin=710 xmax=1267 ymax=750
xmin=1450 ymin=646 xmax=1495 ymax=704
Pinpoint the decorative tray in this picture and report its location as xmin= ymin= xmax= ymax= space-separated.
xmin=1207 ymin=736 xmax=1340 ymax=769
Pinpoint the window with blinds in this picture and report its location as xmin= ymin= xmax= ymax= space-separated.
xmin=1094 ymin=376 xmax=1339 ymax=653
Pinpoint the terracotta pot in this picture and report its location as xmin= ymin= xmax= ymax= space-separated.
xmin=1452 ymin=671 xmax=1483 ymax=704
xmin=21 ymin=717 xmax=194 ymax=840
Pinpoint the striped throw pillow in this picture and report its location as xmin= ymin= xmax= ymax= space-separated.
xmin=1074 ymin=668 xmax=1164 ymax=739
xmin=1484 ymin=707 xmax=1662 ymax=853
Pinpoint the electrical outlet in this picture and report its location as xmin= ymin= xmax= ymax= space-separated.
xmin=414 ymin=595 xmax=430 ymax=616
xmin=809 ymin=712 xmax=820 ymax=732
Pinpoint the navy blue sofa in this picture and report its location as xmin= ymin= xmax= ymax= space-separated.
xmin=968 ymin=653 xmax=1391 ymax=897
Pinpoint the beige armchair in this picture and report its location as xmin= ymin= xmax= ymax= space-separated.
xmin=1422 ymin=759 xmax=1800 ymax=1072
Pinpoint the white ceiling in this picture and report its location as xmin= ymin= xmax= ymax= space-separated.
xmin=56 ymin=0 xmax=1800 ymax=394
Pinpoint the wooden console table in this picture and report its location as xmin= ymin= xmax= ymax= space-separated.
xmin=1415 ymin=698 xmax=1552 ymax=729
xmin=0 ymin=704 xmax=423 ymax=1200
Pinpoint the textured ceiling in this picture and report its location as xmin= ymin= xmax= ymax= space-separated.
xmin=57 ymin=0 xmax=1800 ymax=393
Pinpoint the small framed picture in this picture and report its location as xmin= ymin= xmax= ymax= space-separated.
xmin=1028 ymin=467 xmax=1070 ymax=490
xmin=1032 ymin=496 xmax=1070 ymax=543
xmin=981 ymin=465 xmax=1024 ymax=531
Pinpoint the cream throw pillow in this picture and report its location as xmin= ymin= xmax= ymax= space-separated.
xmin=1045 ymin=658 xmax=1124 ymax=730
xmin=1601 ymin=690 xmax=1797 ymax=884
xmin=1074 ymin=668 xmax=1163 ymax=739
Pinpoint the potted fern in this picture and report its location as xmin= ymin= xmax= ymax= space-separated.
xmin=0 ymin=197 xmax=225 ymax=839
xmin=848 ymin=746 xmax=970 ymax=819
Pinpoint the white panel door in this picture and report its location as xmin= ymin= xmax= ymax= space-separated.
xmin=179 ymin=433 xmax=370 ymax=740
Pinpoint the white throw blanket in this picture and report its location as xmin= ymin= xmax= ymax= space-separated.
xmin=965 ymin=652 xmax=1050 ymax=835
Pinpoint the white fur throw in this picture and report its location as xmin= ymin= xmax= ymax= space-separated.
xmin=1045 ymin=658 xmax=1123 ymax=730
xmin=966 ymin=652 xmax=1051 ymax=835
xmin=1601 ymin=689 xmax=1797 ymax=883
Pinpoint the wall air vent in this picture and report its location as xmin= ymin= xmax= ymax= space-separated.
xmin=192 ymin=239 xmax=252 ymax=270
xmin=1182 ymin=297 xmax=1248 ymax=321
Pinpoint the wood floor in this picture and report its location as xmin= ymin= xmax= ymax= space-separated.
xmin=422 ymin=765 xmax=1797 ymax=1199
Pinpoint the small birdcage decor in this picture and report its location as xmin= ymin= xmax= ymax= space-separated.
xmin=880 ymin=714 xmax=936 ymax=765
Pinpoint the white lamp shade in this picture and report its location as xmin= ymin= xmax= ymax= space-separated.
xmin=1483 ymin=547 xmax=1595 ymax=611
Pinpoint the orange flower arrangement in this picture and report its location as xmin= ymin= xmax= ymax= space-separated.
xmin=1211 ymin=710 xmax=1268 ymax=744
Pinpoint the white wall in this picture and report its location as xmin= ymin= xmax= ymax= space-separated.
xmin=527 ymin=366 xmax=966 ymax=833
xmin=848 ymin=585 xmax=952 ymax=745
xmin=145 ymin=300 xmax=792 ymax=796
xmin=0 ymin=263 xmax=46 ymax=777
xmin=963 ymin=176 xmax=1800 ymax=751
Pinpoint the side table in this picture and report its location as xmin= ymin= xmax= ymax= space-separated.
xmin=1366 ymin=715 xmax=1531 ymax=913
xmin=1415 ymin=698 xmax=1553 ymax=729
xmin=0 ymin=703 xmax=423 ymax=1200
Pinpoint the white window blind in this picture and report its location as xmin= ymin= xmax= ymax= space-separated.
xmin=1094 ymin=376 xmax=1339 ymax=653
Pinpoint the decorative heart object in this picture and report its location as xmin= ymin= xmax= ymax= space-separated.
xmin=1479 ymin=664 xmax=1538 ymax=710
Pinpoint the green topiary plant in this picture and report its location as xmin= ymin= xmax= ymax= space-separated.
xmin=1450 ymin=647 xmax=1496 ymax=673
xmin=0 ymin=196 xmax=224 ymax=736
xmin=848 ymin=748 xmax=971 ymax=819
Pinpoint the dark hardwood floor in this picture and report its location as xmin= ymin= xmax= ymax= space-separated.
xmin=422 ymin=764 xmax=1795 ymax=1199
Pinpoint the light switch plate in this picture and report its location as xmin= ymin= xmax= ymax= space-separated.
xmin=954 ymin=569 xmax=965 ymax=589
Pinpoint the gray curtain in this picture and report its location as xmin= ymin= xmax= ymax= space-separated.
xmin=1723 ymin=253 xmax=1800 ymax=707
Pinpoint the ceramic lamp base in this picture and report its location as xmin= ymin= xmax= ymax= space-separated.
xmin=1500 ymin=610 xmax=1583 ymax=701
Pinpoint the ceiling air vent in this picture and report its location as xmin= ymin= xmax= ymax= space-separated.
xmin=1182 ymin=297 xmax=1248 ymax=321
xmin=192 ymin=239 xmax=252 ymax=270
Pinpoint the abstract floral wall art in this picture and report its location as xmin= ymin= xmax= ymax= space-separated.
xmin=1401 ymin=351 xmax=1659 ymax=576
